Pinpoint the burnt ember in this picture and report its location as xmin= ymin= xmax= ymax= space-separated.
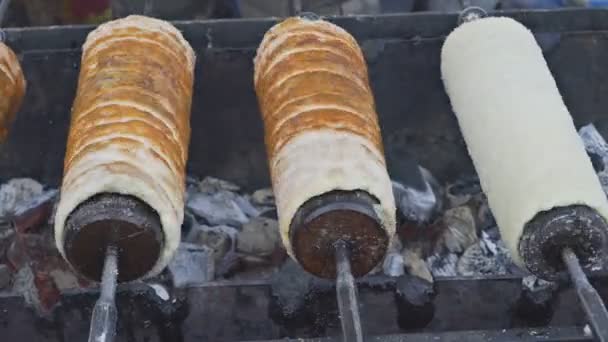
xmin=3 ymin=141 xmax=608 ymax=321
xmin=0 ymin=170 xmax=517 ymax=316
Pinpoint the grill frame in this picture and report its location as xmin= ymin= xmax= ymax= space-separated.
xmin=1 ymin=8 xmax=608 ymax=341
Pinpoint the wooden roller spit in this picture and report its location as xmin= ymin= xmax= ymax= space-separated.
xmin=0 ymin=42 xmax=25 ymax=142
xmin=441 ymin=17 xmax=608 ymax=279
xmin=54 ymin=15 xmax=195 ymax=282
xmin=254 ymin=16 xmax=396 ymax=279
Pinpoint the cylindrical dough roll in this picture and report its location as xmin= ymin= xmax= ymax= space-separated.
xmin=0 ymin=42 xmax=26 ymax=142
xmin=440 ymin=17 xmax=608 ymax=266
xmin=54 ymin=15 xmax=195 ymax=277
xmin=254 ymin=17 xmax=396 ymax=258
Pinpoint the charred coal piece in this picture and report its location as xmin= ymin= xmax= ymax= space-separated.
xmin=513 ymin=279 xmax=558 ymax=327
xmin=64 ymin=193 xmax=163 ymax=282
xmin=519 ymin=205 xmax=608 ymax=281
xmin=290 ymin=190 xmax=388 ymax=279
xmin=395 ymin=274 xmax=435 ymax=330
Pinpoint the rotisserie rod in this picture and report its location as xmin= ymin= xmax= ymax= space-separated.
xmin=441 ymin=10 xmax=608 ymax=341
xmin=254 ymin=14 xmax=396 ymax=341
xmin=53 ymin=15 xmax=195 ymax=342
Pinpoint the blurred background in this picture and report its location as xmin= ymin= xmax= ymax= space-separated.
xmin=1 ymin=0 xmax=606 ymax=27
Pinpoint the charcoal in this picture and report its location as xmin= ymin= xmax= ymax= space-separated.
xmin=180 ymin=212 xmax=197 ymax=238
xmin=383 ymin=252 xmax=405 ymax=277
xmin=12 ymin=265 xmax=49 ymax=315
xmin=169 ymin=243 xmax=215 ymax=287
xmin=49 ymin=269 xmax=79 ymax=291
xmin=395 ymin=273 xmax=435 ymax=330
xmin=236 ymin=217 xmax=281 ymax=257
xmin=0 ymin=264 xmax=11 ymax=290
xmin=270 ymin=259 xmax=317 ymax=317
xmin=234 ymin=195 xmax=261 ymax=218
xmin=198 ymin=176 xmax=240 ymax=194
xmin=186 ymin=191 xmax=248 ymax=227
xmin=427 ymin=253 xmax=458 ymax=277
xmin=579 ymin=124 xmax=608 ymax=192
xmin=251 ymin=188 xmax=275 ymax=207
xmin=186 ymin=224 xmax=238 ymax=262
xmin=259 ymin=207 xmax=278 ymax=220
xmin=515 ymin=275 xmax=559 ymax=326
xmin=457 ymin=240 xmax=511 ymax=276
xmin=440 ymin=206 xmax=478 ymax=254
xmin=13 ymin=189 xmax=57 ymax=234
xmin=395 ymin=273 xmax=434 ymax=307
xmin=476 ymin=199 xmax=496 ymax=231
xmin=580 ymin=124 xmax=608 ymax=162
xmin=388 ymin=154 xmax=441 ymax=223
xmin=445 ymin=176 xmax=482 ymax=208
xmin=482 ymin=226 xmax=501 ymax=242
xmin=522 ymin=275 xmax=558 ymax=298
xmin=420 ymin=166 xmax=444 ymax=214
xmin=402 ymin=248 xmax=433 ymax=283
xmin=392 ymin=179 xmax=438 ymax=224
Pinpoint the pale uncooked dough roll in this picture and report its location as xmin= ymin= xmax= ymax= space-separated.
xmin=0 ymin=42 xmax=25 ymax=142
xmin=54 ymin=15 xmax=195 ymax=278
xmin=254 ymin=17 xmax=396 ymax=263
xmin=441 ymin=17 xmax=608 ymax=267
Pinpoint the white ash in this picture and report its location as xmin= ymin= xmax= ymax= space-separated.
xmin=584 ymin=324 xmax=593 ymax=337
xmin=392 ymin=179 xmax=437 ymax=223
xmin=457 ymin=240 xmax=511 ymax=277
xmin=168 ymin=243 xmax=215 ymax=287
xmin=148 ymin=283 xmax=170 ymax=301
xmin=521 ymin=275 xmax=558 ymax=305
xmin=579 ymin=124 xmax=608 ymax=192
xmin=15 ymin=188 xmax=58 ymax=217
xmin=390 ymin=162 xmax=442 ymax=223
xmin=0 ymin=178 xmax=44 ymax=217
xmin=383 ymin=239 xmax=405 ymax=277
xmin=186 ymin=191 xmax=249 ymax=227
xmin=427 ymin=253 xmax=459 ymax=277
xmin=522 ymin=275 xmax=556 ymax=293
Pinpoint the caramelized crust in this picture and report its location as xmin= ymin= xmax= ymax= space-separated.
xmin=0 ymin=42 xmax=26 ymax=142
xmin=254 ymin=17 xmax=382 ymax=161
xmin=55 ymin=15 xmax=195 ymax=278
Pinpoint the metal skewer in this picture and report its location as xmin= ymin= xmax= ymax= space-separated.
xmin=562 ymin=247 xmax=608 ymax=342
xmin=335 ymin=240 xmax=363 ymax=342
xmin=88 ymin=246 xmax=119 ymax=342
